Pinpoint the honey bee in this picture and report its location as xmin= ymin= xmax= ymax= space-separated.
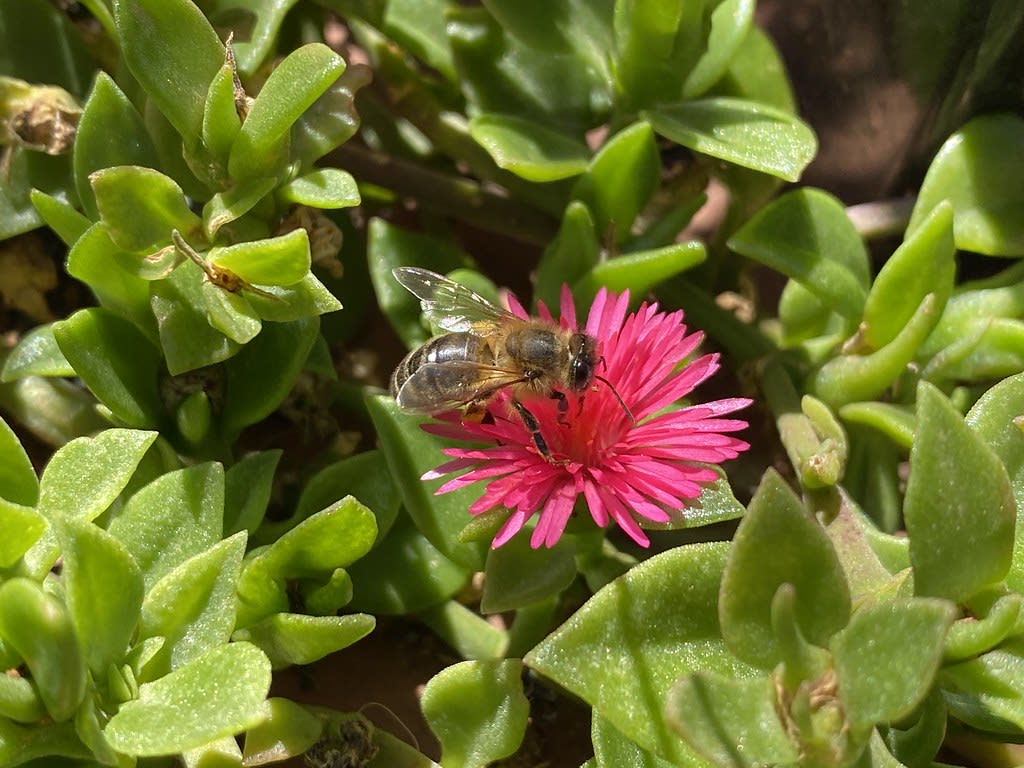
xmin=390 ymin=267 xmax=630 ymax=460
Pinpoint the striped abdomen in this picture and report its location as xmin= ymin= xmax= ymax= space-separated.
xmin=390 ymin=332 xmax=492 ymax=411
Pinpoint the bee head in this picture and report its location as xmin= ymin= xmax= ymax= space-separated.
xmin=568 ymin=333 xmax=598 ymax=391
xmin=570 ymin=332 xmax=636 ymax=425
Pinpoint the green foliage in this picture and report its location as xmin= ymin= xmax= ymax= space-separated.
xmin=4 ymin=0 xmax=365 ymax=461
xmin=420 ymin=659 xmax=529 ymax=767
xmin=3 ymin=0 xmax=1024 ymax=766
xmin=0 ymin=421 xmax=381 ymax=764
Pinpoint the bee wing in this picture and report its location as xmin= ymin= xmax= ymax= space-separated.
xmin=394 ymin=360 xmax=527 ymax=413
xmin=393 ymin=267 xmax=515 ymax=333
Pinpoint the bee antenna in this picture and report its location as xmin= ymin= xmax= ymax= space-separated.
xmin=595 ymin=374 xmax=636 ymax=425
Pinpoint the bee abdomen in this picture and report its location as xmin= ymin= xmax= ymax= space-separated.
xmin=391 ymin=333 xmax=488 ymax=410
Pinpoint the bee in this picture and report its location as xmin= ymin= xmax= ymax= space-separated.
xmin=390 ymin=267 xmax=630 ymax=460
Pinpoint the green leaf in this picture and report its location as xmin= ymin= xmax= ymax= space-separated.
xmin=74 ymin=72 xmax=158 ymax=219
xmin=0 ymin=415 xmax=38 ymax=505
xmin=36 ymin=428 xmax=158 ymax=521
xmin=469 ymin=113 xmax=590 ymax=182
xmin=181 ymin=736 xmax=243 ymax=766
xmin=421 ymin=659 xmax=529 ymax=768
xmin=0 ymin=148 xmax=44 ymax=237
xmin=348 ymin=513 xmax=469 ymax=614
xmin=241 ymin=697 xmax=322 ymax=765
xmin=202 ymin=0 xmax=304 ymax=78
xmin=201 ymin=58 xmax=242 ymax=168
xmin=0 ymin=0 xmax=93 ymax=96
xmin=713 ymin=26 xmax=795 ymax=112
xmin=772 ymin=392 xmax=848 ymax=491
xmin=209 ymin=229 xmax=310 ymax=287
xmin=919 ymin=291 xmax=1024 ymax=383
xmin=0 ymin=671 xmax=45 ymax=723
xmin=290 ymin=64 xmax=370 ymax=167
xmin=58 ymin=515 xmax=145 ymax=678
xmin=831 ymin=598 xmax=953 ymax=733
xmin=570 ymin=122 xmax=660 ymax=243
xmin=53 ymin=307 xmax=165 ymax=427
xmin=170 ymin=390 xmax=211 ymax=454
xmin=526 ymin=542 xmax=758 ymax=765
xmin=905 ymin=382 xmax=1016 ymax=602
xmin=418 ymin=599 xmax=509 ymax=660
xmin=882 ymin=688 xmax=947 ymax=767
xmin=201 ymin=278 xmax=263 ymax=344
xmin=242 ymin=271 xmax=342 ymax=322
xmin=108 ymin=462 xmax=225 ymax=590
xmin=481 ymin=534 xmax=577 ymax=614
xmin=246 ymin=497 xmax=376 ymax=581
xmin=681 ymin=0 xmax=756 ymax=99
xmin=113 ymin=0 xmax=224 ymax=145
xmin=140 ymin=95 xmax=207 ymax=199
xmin=366 ymin=395 xmax=488 ymax=571
xmin=482 ymin=0 xmax=614 ymax=82
xmin=576 ymin=242 xmax=706 ymax=301
xmin=202 ymin=176 xmax=276 ymax=240
xmin=233 ymin=613 xmax=375 ymax=669
xmin=533 ymin=201 xmax=601 ymax=310
xmin=643 ymin=98 xmax=817 ymax=182
xmin=666 ymin=672 xmax=798 ymax=767
xmin=66 ymin=223 xmax=153 ymax=329
xmin=448 ymin=8 xmax=610 ymax=135
xmin=823 ymin=491 xmax=901 ymax=603
xmin=91 ymin=166 xmax=202 ymax=253
xmin=1 ymin=324 xmax=75 ymax=380
xmin=810 ymin=293 xmax=941 ymax=409
xmin=224 ymin=450 xmax=281 ymax=537
xmin=862 ymin=202 xmax=955 ymax=350
xmin=728 ymin=188 xmax=869 ymax=321
xmin=944 ymin=594 xmax=1021 ymax=662
xmin=612 ymin=0 xmax=696 ymax=107
xmin=965 ymin=373 xmax=1024 ymax=592
xmin=719 ymin=469 xmax=851 ymax=669
xmin=0 ymin=578 xmax=86 ymax=722
xmin=140 ymin=532 xmax=247 ymax=676
xmin=908 ymin=113 xmax=1024 ymax=256
xmin=290 ymin=450 xmax=400 ymax=543
xmin=228 ymin=43 xmax=345 ymax=180
xmin=104 ymin=642 xmax=272 ymax=756
xmin=0 ymin=375 xmax=109 ymax=458
xmin=591 ymin=714 xmax=678 ymax=768
xmin=301 ymin=567 xmax=353 ymax=616
xmin=0 ymin=499 xmax=46 ymax=567
xmin=941 ymin=637 xmax=1024 ymax=732
xmin=236 ymin=496 xmax=377 ymax=627
xmin=276 ymin=168 xmax=360 ymax=209
xmin=150 ymin=262 xmax=240 ymax=375
xmin=220 ymin=317 xmax=320 ymax=436
xmin=383 ymin=0 xmax=455 ymax=80
xmin=0 ymin=719 xmax=93 ymax=765
xmin=28 ymin=188 xmax=91 ymax=246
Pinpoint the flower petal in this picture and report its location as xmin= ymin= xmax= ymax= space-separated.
xmin=559 ymin=283 xmax=577 ymax=329
xmin=493 ymin=508 xmax=532 ymax=547
xmin=532 ymin=481 xmax=577 ymax=548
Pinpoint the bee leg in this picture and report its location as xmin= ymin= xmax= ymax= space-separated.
xmin=550 ymin=390 xmax=571 ymax=427
xmin=511 ymin=399 xmax=559 ymax=462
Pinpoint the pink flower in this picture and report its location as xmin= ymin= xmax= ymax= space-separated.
xmin=422 ymin=286 xmax=752 ymax=549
